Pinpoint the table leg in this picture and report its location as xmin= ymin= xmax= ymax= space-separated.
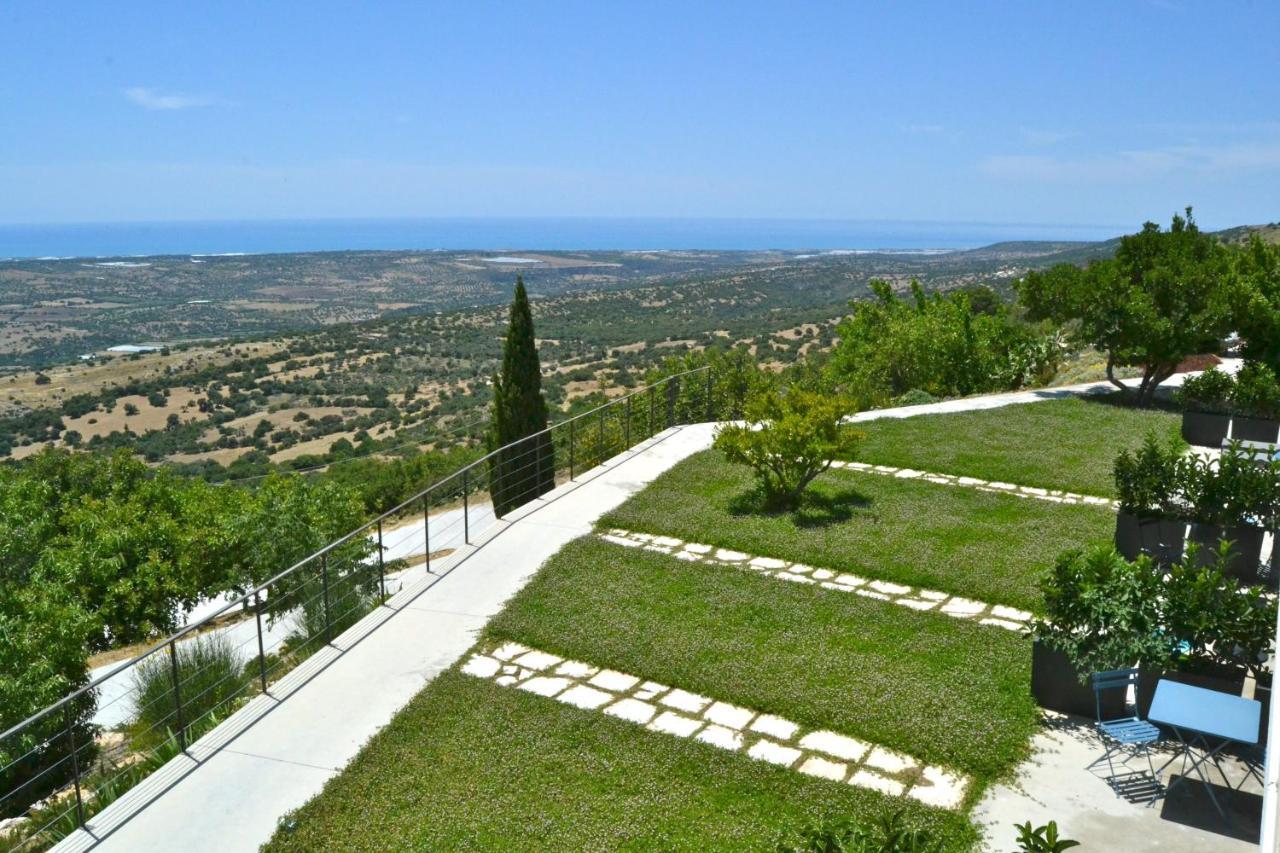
xmin=1168 ymin=728 xmax=1227 ymax=818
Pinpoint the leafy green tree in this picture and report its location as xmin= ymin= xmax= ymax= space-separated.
xmin=488 ymin=277 xmax=555 ymax=517
xmin=1017 ymin=209 xmax=1232 ymax=407
xmin=830 ymin=280 xmax=1059 ymax=406
xmin=0 ymin=584 xmax=97 ymax=817
xmin=714 ymin=386 xmax=863 ymax=509
xmin=1227 ymin=235 xmax=1280 ymax=371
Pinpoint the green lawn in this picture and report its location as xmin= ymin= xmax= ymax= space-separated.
xmin=488 ymin=537 xmax=1039 ymax=782
xmin=264 ymin=672 xmax=976 ymax=852
xmin=854 ymin=395 xmax=1183 ymax=497
xmin=600 ymin=449 xmax=1114 ymax=613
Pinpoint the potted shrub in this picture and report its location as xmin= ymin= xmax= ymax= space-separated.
xmin=1030 ymin=547 xmax=1164 ymax=718
xmin=1175 ymin=368 xmax=1234 ymax=447
xmin=1231 ymin=362 xmax=1280 ymax=443
xmin=1184 ymin=445 xmax=1270 ymax=582
xmin=1112 ymin=434 xmax=1186 ymax=563
xmin=1135 ymin=553 xmax=1276 ymax=719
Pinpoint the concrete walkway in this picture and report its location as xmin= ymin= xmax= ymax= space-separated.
xmin=55 ymin=424 xmax=718 ymax=853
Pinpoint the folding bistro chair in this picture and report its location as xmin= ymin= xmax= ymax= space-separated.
xmin=1089 ymin=668 xmax=1163 ymax=802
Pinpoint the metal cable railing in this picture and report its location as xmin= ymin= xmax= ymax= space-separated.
xmin=0 ymin=365 xmax=722 ymax=850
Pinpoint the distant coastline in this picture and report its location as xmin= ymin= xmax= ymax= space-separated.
xmin=0 ymin=216 xmax=1121 ymax=261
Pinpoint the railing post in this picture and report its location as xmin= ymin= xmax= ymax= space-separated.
xmin=569 ymin=418 xmax=575 ymax=480
xmin=423 ymin=492 xmax=431 ymax=574
xmin=598 ymin=408 xmax=605 ymax=462
xmin=666 ymin=377 xmax=678 ymax=427
xmin=625 ymin=396 xmax=632 ymax=448
xmin=463 ymin=468 xmax=470 ymax=545
xmin=169 ymin=640 xmax=186 ymax=751
xmin=377 ymin=518 xmax=386 ymax=601
xmin=705 ymin=369 xmax=714 ymax=421
xmin=64 ymin=704 xmax=85 ymax=829
xmin=254 ymin=590 xmax=267 ymax=693
xmin=649 ymin=385 xmax=656 ymax=437
xmin=321 ymin=553 xmax=331 ymax=644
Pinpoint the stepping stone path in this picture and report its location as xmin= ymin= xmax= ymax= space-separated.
xmin=599 ymin=530 xmax=1033 ymax=631
xmin=829 ymin=460 xmax=1118 ymax=509
xmin=461 ymin=641 xmax=971 ymax=809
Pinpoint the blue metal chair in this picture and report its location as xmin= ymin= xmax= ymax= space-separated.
xmin=1089 ymin=668 xmax=1163 ymax=802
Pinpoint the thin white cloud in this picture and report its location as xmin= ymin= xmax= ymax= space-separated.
xmin=124 ymin=87 xmax=218 ymax=111
xmin=978 ymin=141 xmax=1280 ymax=183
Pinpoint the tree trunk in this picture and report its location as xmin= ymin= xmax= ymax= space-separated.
xmin=1136 ymin=363 xmax=1176 ymax=408
xmin=1105 ymin=354 xmax=1127 ymax=396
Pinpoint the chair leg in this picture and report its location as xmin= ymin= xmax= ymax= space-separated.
xmin=1144 ymin=743 xmax=1162 ymax=804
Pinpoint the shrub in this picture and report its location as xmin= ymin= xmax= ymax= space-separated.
xmin=285 ymin=563 xmax=380 ymax=656
xmin=830 ymin=279 xmax=1059 ymax=404
xmin=1014 ymin=821 xmax=1079 ymax=852
xmin=776 ymin=812 xmax=943 ymax=853
xmin=1231 ymin=361 xmax=1280 ymax=420
xmin=1180 ymin=443 xmax=1277 ymax=527
xmin=1034 ymin=545 xmax=1277 ymax=681
xmin=714 ymin=388 xmax=863 ymax=510
xmin=1031 ymin=547 xmax=1166 ymax=681
xmin=1174 ymin=368 xmax=1234 ymax=414
xmin=892 ymin=389 xmax=939 ymax=407
xmin=1163 ymin=547 xmax=1276 ymax=677
xmin=130 ymin=633 xmax=249 ymax=741
xmin=1112 ymin=433 xmax=1184 ymax=518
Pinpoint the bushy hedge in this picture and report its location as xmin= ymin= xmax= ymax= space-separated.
xmin=828 ymin=280 xmax=1060 ymax=405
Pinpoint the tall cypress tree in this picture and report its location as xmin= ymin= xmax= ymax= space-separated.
xmin=488 ymin=276 xmax=555 ymax=516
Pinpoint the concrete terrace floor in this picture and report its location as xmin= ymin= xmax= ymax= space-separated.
xmin=976 ymin=712 xmax=1263 ymax=852
xmin=53 ymin=370 xmax=1256 ymax=852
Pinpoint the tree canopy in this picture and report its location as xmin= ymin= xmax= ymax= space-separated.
xmin=1017 ymin=209 xmax=1232 ymax=406
xmin=828 ymin=279 xmax=1059 ymax=405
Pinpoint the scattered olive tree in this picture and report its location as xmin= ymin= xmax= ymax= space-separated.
xmin=714 ymin=387 xmax=863 ymax=510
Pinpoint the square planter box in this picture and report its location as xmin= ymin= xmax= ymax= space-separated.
xmin=1181 ymin=410 xmax=1230 ymax=448
xmin=1232 ymin=415 xmax=1280 ymax=444
xmin=1189 ymin=523 xmax=1266 ymax=583
xmin=1031 ymin=641 xmax=1126 ymax=719
xmin=1136 ymin=662 xmax=1248 ymax=722
xmin=1116 ymin=512 xmax=1185 ymax=564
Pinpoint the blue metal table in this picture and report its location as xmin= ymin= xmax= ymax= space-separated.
xmin=1147 ymin=679 xmax=1261 ymax=816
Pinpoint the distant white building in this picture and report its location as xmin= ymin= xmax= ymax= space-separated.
xmin=107 ymin=344 xmax=161 ymax=354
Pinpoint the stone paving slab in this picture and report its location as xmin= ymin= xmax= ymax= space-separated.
xmin=829 ymin=460 xmax=1118 ymax=509
xmin=599 ymin=529 xmax=1033 ymax=631
xmin=461 ymin=643 xmax=970 ymax=810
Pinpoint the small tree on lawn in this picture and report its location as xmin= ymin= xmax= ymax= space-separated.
xmin=488 ymin=276 xmax=555 ymax=517
xmin=714 ymin=387 xmax=863 ymax=510
xmin=1017 ymin=208 xmax=1232 ymax=407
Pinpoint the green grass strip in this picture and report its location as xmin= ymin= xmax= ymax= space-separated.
xmin=488 ymin=537 xmax=1039 ymax=783
xmin=599 ymin=449 xmax=1114 ymax=613
xmin=854 ymin=395 xmax=1183 ymax=497
xmin=263 ymin=671 xmax=976 ymax=851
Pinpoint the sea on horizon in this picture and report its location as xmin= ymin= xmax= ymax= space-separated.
xmin=0 ymin=216 xmax=1122 ymax=261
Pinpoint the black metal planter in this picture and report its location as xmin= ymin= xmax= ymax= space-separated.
xmin=1115 ymin=512 xmax=1185 ymax=564
xmin=1114 ymin=511 xmax=1146 ymax=561
xmin=1233 ymin=415 xmax=1280 ymax=444
xmin=1136 ymin=662 xmax=1248 ymax=721
xmin=1188 ymin=523 xmax=1266 ymax=582
xmin=1031 ymin=641 xmax=1126 ymax=718
xmin=1180 ymin=410 xmax=1230 ymax=447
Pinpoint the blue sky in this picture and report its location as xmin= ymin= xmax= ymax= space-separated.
xmin=1 ymin=1 xmax=1277 ymax=229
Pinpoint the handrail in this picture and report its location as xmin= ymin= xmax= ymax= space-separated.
xmin=0 ymin=365 xmax=712 ymax=746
